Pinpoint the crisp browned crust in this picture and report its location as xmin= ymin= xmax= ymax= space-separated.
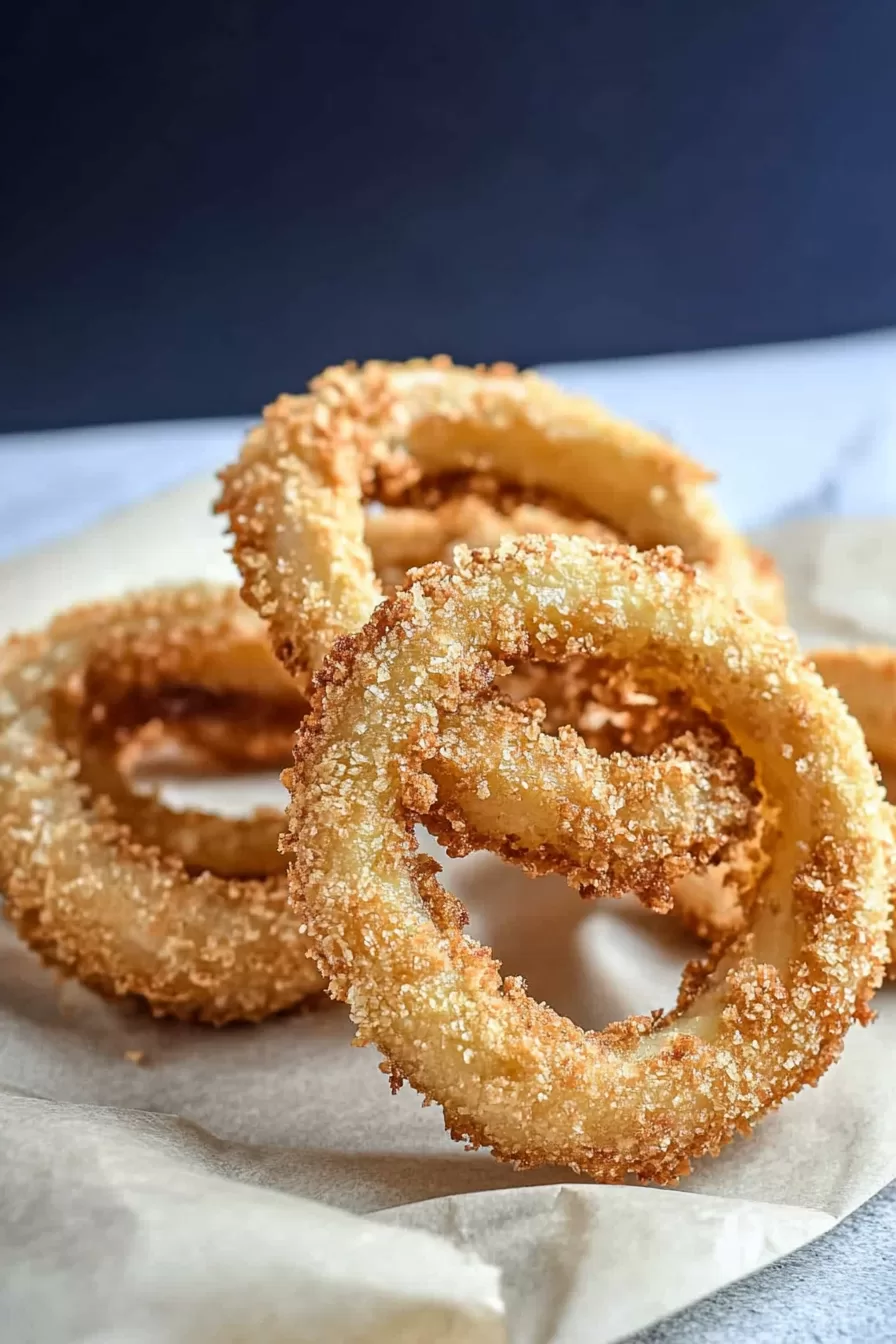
xmin=61 ymin=689 xmax=299 ymax=880
xmin=68 ymin=717 xmax=289 ymax=882
xmin=214 ymin=354 xmax=763 ymax=913
xmin=490 ymin=653 xmax=769 ymax=935
xmin=0 ymin=576 xmax=758 ymax=1025
xmin=0 ymin=585 xmax=323 ymax=1023
xmin=217 ymin=354 xmax=780 ymax=915
xmin=424 ymin=698 xmax=756 ymax=909
xmin=365 ymin=469 xmax=620 ymax=587
xmin=217 ymin=356 xmax=784 ymax=678
xmin=285 ymin=538 xmax=891 ymax=1184
xmin=812 ymin=645 xmax=896 ymax=974
xmin=66 ymin=657 xmax=755 ymax=909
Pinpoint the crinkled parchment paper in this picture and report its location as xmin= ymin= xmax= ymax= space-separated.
xmin=1 ymin=482 xmax=894 ymax=1343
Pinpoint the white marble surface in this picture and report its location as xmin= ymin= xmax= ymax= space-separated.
xmin=2 ymin=329 xmax=896 ymax=562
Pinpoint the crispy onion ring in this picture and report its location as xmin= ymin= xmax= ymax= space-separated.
xmin=0 ymin=580 xmax=762 ymax=1022
xmin=92 ymin=687 xmax=754 ymax=908
xmin=0 ymin=585 xmax=325 ymax=1023
xmin=425 ymin=699 xmax=755 ymax=902
xmin=511 ymin=655 xmax=772 ymax=942
xmin=219 ymin=357 xmax=767 ymax=908
xmin=76 ymin=681 xmax=754 ymax=905
xmin=689 ymin=645 xmax=896 ymax=953
xmin=285 ymin=538 xmax=890 ymax=1184
xmin=217 ymin=356 xmax=784 ymax=681
xmin=219 ymin=355 xmax=776 ymax=917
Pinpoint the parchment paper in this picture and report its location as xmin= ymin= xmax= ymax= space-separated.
xmin=1 ymin=482 xmax=894 ymax=1343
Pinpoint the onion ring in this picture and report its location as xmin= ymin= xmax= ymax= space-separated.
xmin=285 ymin=538 xmax=890 ymax=1183
xmin=0 ymin=577 xmax=762 ymax=1022
xmin=510 ymin=655 xmax=772 ymax=942
xmin=425 ymin=696 xmax=755 ymax=903
xmin=219 ymin=355 xmax=776 ymax=913
xmin=74 ymin=681 xmax=754 ymax=906
xmin=217 ymin=356 xmax=784 ymax=680
xmin=364 ymin=472 xmax=619 ymax=588
xmin=683 ymin=645 xmax=896 ymax=951
xmin=62 ymin=700 xmax=291 ymax=881
xmin=0 ymin=585 xmax=324 ymax=1023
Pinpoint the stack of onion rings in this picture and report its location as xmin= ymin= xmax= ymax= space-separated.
xmin=0 ymin=576 xmax=759 ymax=1023
xmin=218 ymin=354 xmax=779 ymax=927
xmin=285 ymin=538 xmax=891 ymax=1182
xmin=1 ymin=350 xmax=892 ymax=1187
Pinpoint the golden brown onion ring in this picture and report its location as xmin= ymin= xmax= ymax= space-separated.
xmin=425 ymin=696 xmax=755 ymax=908
xmin=79 ymin=681 xmax=755 ymax=911
xmin=0 ymin=580 xmax=764 ymax=1022
xmin=218 ymin=356 xmax=784 ymax=678
xmin=219 ymin=356 xmax=775 ymax=914
xmin=493 ymin=653 xmax=769 ymax=938
xmin=59 ymin=689 xmax=298 ymax=880
xmin=219 ymin=359 xmax=771 ymax=906
xmin=0 ymin=586 xmax=323 ymax=1023
xmin=286 ymin=538 xmax=890 ymax=1184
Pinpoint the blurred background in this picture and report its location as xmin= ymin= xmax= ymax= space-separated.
xmin=3 ymin=0 xmax=896 ymax=432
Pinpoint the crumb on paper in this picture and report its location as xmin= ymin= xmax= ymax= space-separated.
xmin=123 ymin=1049 xmax=147 ymax=1066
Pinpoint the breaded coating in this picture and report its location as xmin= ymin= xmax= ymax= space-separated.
xmin=285 ymin=539 xmax=891 ymax=1184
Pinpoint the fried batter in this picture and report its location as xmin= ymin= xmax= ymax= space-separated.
xmin=286 ymin=539 xmax=891 ymax=1183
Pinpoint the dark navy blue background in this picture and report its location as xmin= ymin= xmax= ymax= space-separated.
xmin=3 ymin=0 xmax=895 ymax=430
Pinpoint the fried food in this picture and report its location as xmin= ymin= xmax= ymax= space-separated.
xmin=217 ymin=357 xmax=784 ymax=680
xmin=0 ymin=585 xmax=324 ymax=1023
xmin=218 ymin=355 xmax=770 ymax=913
xmin=66 ymin=698 xmax=292 ymax=880
xmin=74 ymin=684 xmax=752 ymax=907
xmin=365 ymin=472 xmax=619 ymax=588
xmin=0 ymin=576 xmax=765 ymax=1021
xmin=426 ymin=697 xmax=755 ymax=908
xmin=495 ymin=653 xmax=769 ymax=938
xmin=285 ymin=538 xmax=890 ymax=1183
xmin=811 ymin=645 xmax=896 ymax=973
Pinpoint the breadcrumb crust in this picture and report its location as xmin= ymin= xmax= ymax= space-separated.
xmin=217 ymin=356 xmax=784 ymax=679
xmin=285 ymin=539 xmax=891 ymax=1184
xmin=812 ymin=645 xmax=896 ymax=974
xmin=0 ymin=586 xmax=324 ymax=1023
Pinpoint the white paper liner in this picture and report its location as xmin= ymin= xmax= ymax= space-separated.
xmin=1 ymin=481 xmax=894 ymax=1343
